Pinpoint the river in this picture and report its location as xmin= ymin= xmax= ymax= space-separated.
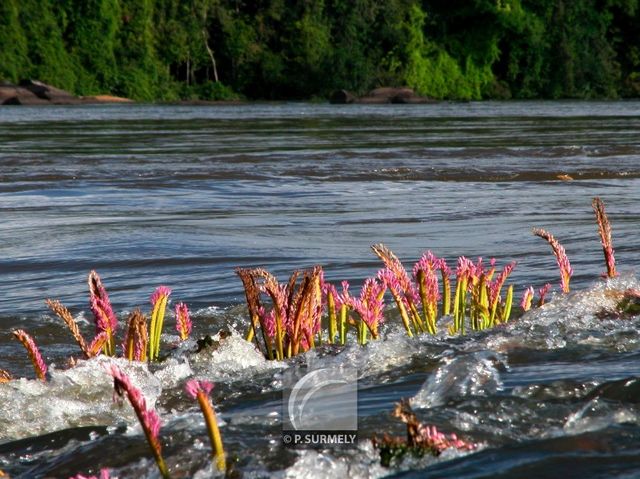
xmin=0 ymin=102 xmax=639 ymax=478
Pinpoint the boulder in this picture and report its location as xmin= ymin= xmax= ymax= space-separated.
xmin=356 ymin=86 xmax=435 ymax=104
xmin=0 ymin=84 xmax=50 ymax=105
xmin=329 ymin=89 xmax=357 ymax=104
xmin=19 ymin=79 xmax=79 ymax=103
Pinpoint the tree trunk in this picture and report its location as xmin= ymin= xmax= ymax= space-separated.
xmin=202 ymin=29 xmax=219 ymax=82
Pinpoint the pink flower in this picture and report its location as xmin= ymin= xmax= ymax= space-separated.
xmin=372 ymin=244 xmax=418 ymax=305
xmin=521 ymin=286 xmax=534 ymax=311
xmin=538 ymin=283 xmax=552 ymax=306
xmin=69 ymin=469 xmax=111 ymax=479
xmin=174 ymin=302 xmax=192 ymax=340
xmin=337 ymin=280 xmax=352 ymax=308
xmin=185 ymin=379 xmax=214 ymax=399
xmin=350 ymin=277 xmax=386 ymax=337
xmin=13 ymin=329 xmax=47 ymax=381
xmin=592 ymin=197 xmax=617 ymax=278
xmin=150 ymin=286 xmax=172 ymax=307
xmin=488 ymin=261 xmax=516 ymax=305
xmin=417 ymin=423 xmax=476 ymax=453
xmin=533 ymin=228 xmax=573 ymax=293
xmin=109 ymin=365 xmax=162 ymax=447
xmin=456 ymin=256 xmax=474 ymax=280
xmin=88 ymin=271 xmax=118 ymax=337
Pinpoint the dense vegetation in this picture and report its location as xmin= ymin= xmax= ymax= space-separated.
xmin=1 ymin=0 xmax=639 ymax=101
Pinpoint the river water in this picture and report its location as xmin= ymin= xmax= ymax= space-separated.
xmin=0 ymin=102 xmax=639 ymax=478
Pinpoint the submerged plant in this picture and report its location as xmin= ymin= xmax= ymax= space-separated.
xmin=236 ymin=266 xmax=323 ymax=359
xmin=373 ymin=243 xmax=420 ymax=336
xmin=89 ymin=270 xmax=118 ymax=356
xmin=537 ymin=283 xmax=552 ymax=307
xmin=592 ymin=197 xmax=617 ymax=278
xmin=123 ymin=309 xmax=148 ymax=362
xmin=110 ymin=365 xmax=168 ymax=478
xmin=373 ymin=244 xmax=515 ymax=337
xmin=348 ymin=277 xmax=387 ymax=344
xmin=46 ymin=299 xmax=93 ymax=358
xmin=521 ymin=286 xmax=534 ymax=312
xmin=149 ymin=286 xmax=171 ymax=361
xmin=185 ymin=379 xmax=226 ymax=472
xmin=373 ymin=400 xmax=475 ymax=467
xmin=533 ymin=228 xmax=573 ymax=293
xmin=12 ymin=329 xmax=47 ymax=381
xmin=175 ymin=302 xmax=192 ymax=340
xmin=70 ymin=469 xmax=112 ymax=479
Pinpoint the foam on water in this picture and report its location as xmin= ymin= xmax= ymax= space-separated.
xmin=282 ymin=441 xmax=387 ymax=479
xmin=411 ymin=351 xmax=507 ymax=409
xmin=0 ymin=356 xmax=160 ymax=442
xmin=189 ymin=330 xmax=286 ymax=382
xmin=563 ymin=397 xmax=639 ymax=435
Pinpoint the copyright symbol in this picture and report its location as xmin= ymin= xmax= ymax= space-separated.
xmin=283 ymin=434 xmax=292 ymax=444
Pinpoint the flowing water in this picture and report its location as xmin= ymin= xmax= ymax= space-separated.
xmin=0 ymin=101 xmax=639 ymax=478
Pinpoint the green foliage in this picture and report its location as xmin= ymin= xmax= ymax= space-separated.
xmin=0 ymin=0 xmax=28 ymax=83
xmin=1 ymin=0 xmax=639 ymax=100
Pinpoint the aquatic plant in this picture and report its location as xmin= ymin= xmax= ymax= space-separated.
xmin=88 ymin=270 xmax=118 ymax=356
xmin=592 ymin=197 xmax=617 ymax=278
xmin=12 ymin=329 xmax=47 ymax=381
xmin=521 ymin=286 xmax=534 ymax=312
xmin=373 ymin=243 xmax=421 ymax=336
xmin=348 ymin=277 xmax=387 ymax=344
xmin=532 ymin=228 xmax=573 ymax=293
xmin=149 ymin=286 xmax=171 ymax=361
xmin=322 ymin=279 xmax=352 ymax=345
xmin=175 ymin=302 xmax=192 ymax=340
xmin=0 ymin=369 xmax=12 ymax=383
xmin=373 ymin=245 xmax=515 ymax=336
xmin=110 ymin=365 xmax=169 ymax=478
xmin=236 ymin=266 xmax=323 ymax=359
xmin=185 ymin=379 xmax=226 ymax=472
xmin=46 ymin=298 xmax=109 ymax=360
xmin=69 ymin=469 xmax=111 ymax=479
xmin=123 ymin=309 xmax=148 ymax=362
xmin=237 ymin=248 xmax=517 ymax=358
xmin=46 ymin=299 xmax=92 ymax=357
xmin=537 ymin=283 xmax=552 ymax=306
xmin=373 ymin=400 xmax=475 ymax=467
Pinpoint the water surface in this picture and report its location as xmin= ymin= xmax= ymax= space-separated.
xmin=0 ymin=102 xmax=639 ymax=478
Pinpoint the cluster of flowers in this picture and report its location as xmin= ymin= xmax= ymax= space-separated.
xmin=238 ymin=245 xmax=521 ymax=360
xmin=373 ymin=400 xmax=476 ymax=466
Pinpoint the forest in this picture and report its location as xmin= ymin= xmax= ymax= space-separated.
xmin=1 ymin=0 xmax=639 ymax=101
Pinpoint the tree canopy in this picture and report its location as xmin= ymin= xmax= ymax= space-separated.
xmin=1 ymin=0 xmax=639 ymax=100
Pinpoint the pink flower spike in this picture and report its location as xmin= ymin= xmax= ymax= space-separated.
xmin=174 ymin=302 xmax=192 ymax=340
xmin=533 ymin=228 xmax=573 ymax=293
xmin=592 ymin=197 xmax=617 ymax=278
xmin=109 ymin=365 xmax=168 ymax=478
xmin=185 ymin=379 xmax=215 ymax=399
xmin=88 ymin=271 xmax=118 ymax=335
xmin=69 ymin=468 xmax=112 ymax=479
xmin=185 ymin=378 xmax=226 ymax=471
xmin=13 ymin=329 xmax=47 ymax=381
xmin=150 ymin=286 xmax=172 ymax=306
xmin=538 ymin=283 xmax=552 ymax=306
xmin=521 ymin=286 xmax=534 ymax=312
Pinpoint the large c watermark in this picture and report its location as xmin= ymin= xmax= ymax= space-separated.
xmin=282 ymin=365 xmax=358 ymax=448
